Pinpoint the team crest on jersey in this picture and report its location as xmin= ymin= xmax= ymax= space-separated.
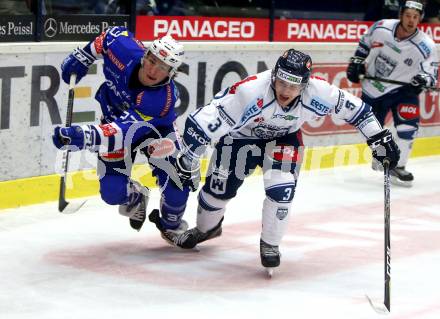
xmin=252 ymin=123 xmax=289 ymax=139
xmin=375 ymin=52 xmax=397 ymax=77
xmin=257 ymin=98 xmax=263 ymax=108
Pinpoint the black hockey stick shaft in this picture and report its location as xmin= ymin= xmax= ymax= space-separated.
xmin=361 ymin=75 xmax=440 ymax=91
xmin=383 ymin=158 xmax=391 ymax=312
xmin=58 ymin=74 xmax=76 ymax=212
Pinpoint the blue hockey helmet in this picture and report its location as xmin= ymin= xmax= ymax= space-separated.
xmin=272 ymin=49 xmax=312 ymax=89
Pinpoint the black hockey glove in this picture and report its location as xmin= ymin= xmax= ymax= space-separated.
xmin=175 ymin=152 xmax=200 ymax=192
xmin=409 ymin=73 xmax=429 ymax=95
xmin=346 ymin=57 xmax=366 ymax=83
xmin=367 ymin=129 xmax=400 ymax=170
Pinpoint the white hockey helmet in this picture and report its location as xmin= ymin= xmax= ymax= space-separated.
xmin=400 ymin=1 xmax=424 ymax=19
xmin=146 ymin=35 xmax=184 ymax=78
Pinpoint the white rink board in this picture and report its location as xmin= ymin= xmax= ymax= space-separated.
xmin=0 ymin=42 xmax=439 ymax=181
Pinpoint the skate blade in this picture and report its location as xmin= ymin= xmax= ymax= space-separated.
xmin=390 ymin=176 xmax=413 ymax=188
xmin=265 ymin=267 xmax=274 ymax=278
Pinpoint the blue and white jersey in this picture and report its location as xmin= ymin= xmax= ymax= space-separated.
xmin=183 ymin=70 xmax=383 ymax=157
xmin=82 ymin=26 xmax=179 ymax=154
xmin=355 ymin=19 xmax=438 ymax=99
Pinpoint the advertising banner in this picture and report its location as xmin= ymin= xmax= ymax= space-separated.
xmin=0 ymin=43 xmax=439 ymax=181
xmin=136 ymin=15 xmax=270 ymax=41
xmin=42 ymin=15 xmax=129 ymax=41
xmin=274 ymin=20 xmax=440 ymax=43
xmin=273 ymin=20 xmax=373 ymax=42
xmin=136 ymin=16 xmax=440 ymax=43
xmin=0 ymin=15 xmax=34 ymax=42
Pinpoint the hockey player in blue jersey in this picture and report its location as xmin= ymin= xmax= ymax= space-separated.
xmin=164 ymin=49 xmax=400 ymax=273
xmin=52 ymin=27 xmax=190 ymax=243
xmin=347 ymin=0 xmax=438 ymax=187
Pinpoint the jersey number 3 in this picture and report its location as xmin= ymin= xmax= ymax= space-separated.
xmin=208 ymin=118 xmax=222 ymax=132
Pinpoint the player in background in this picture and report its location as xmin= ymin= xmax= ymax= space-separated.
xmin=347 ymin=0 xmax=438 ymax=187
xmin=155 ymin=49 xmax=400 ymax=274
xmin=52 ymin=27 xmax=191 ymax=243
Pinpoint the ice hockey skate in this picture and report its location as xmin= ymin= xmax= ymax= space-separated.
xmin=148 ymin=209 xmax=188 ymax=246
xmin=260 ymin=239 xmax=281 ymax=277
xmin=389 ymin=166 xmax=413 ymax=187
xmin=372 ymin=160 xmax=413 ymax=187
xmin=173 ymin=218 xmax=223 ymax=249
xmin=118 ymin=181 xmax=150 ymax=231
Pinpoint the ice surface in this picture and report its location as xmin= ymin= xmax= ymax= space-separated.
xmin=1 ymin=156 xmax=439 ymax=319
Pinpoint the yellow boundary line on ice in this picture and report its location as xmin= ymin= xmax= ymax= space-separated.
xmin=1 ymin=136 xmax=440 ymax=210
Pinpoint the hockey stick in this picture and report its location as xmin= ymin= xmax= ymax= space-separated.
xmin=361 ymin=75 xmax=440 ymax=91
xmin=366 ymin=158 xmax=391 ymax=314
xmin=58 ymin=74 xmax=86 ymax=213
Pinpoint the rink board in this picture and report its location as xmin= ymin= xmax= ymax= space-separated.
xmin=1 ymin=136 xmax=439 ymax=209
xmin=1 ymin=42 xmax=440 ymax=208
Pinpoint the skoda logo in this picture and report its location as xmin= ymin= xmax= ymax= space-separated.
xmin=44 ymin=18 xmax=57 ymax=38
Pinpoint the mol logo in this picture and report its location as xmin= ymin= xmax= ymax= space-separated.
xmin=398 ymin=104 xmax=419 ymax=120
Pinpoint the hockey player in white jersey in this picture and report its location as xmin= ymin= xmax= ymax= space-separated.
xmin=347 ymin=0 xmax=437 ymax=186
xmin=158 ymin=49 xmax=400 ymax=273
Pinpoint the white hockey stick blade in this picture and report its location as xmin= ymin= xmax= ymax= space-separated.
xmin=60 ymin=200 xmax=87 ymax=214
xmin=365 ymin=295 xmax=390 ymax=315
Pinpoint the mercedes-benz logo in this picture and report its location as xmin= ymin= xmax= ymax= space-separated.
xmin=44 ymin=18 xmax=57 ymax=38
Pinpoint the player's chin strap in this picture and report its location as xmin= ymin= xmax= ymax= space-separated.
xmin=58 ymin=73 xmax=87 ymax=214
